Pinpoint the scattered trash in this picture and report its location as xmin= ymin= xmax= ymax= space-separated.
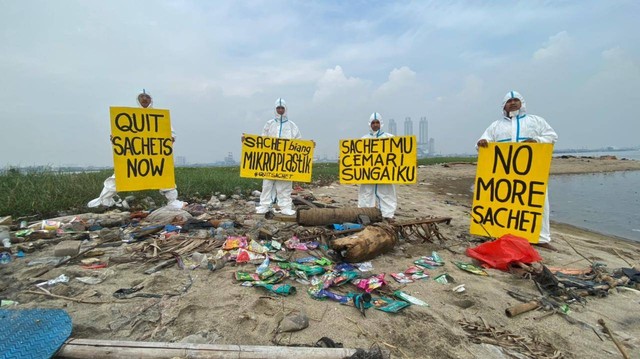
xmin=372 ymin=297 xmax=410 ymax=313
xmin=332 ymin=223 xmax=363 ymax=231
xmin=0 ymin=299 xmax=18 ymax=306
xmin=223 ymin=236 xmax=248 ymax=250
xmin=0 ymin=252 xmax=11 ymax=264
xmin=285 ymin=236 xmax=309 ymax=251
xmin=454 ymin=262 xmax=489 ymax=276
xmin=353 ymin=292 xmax=372 ymax=317
xmin=390 ymin=266 xmax=429 ymax=283
xmin=452 ymin=284 xmax=466 ymax=293
xmin=76 ymin=270 xmax=112 ymax=285
xmin=414 ymin=253 xmax=445 ymax=269
xmin=466 ymin=234 xmax=542 ymax=271
xmin=352 ymin=273 xmax=386 ymax=293
xmin=394 ymin=290 xmax=428 ymax=306
xmin=434 ymin=273 xmax=455 ymax=284
xmin=355 ymin=262 xmax=373 ymax=272
xmin=113 ymin=285 xmax=162 ymax=299
xmin=0 ymin=225 xmax=11 ymax=248
xmin=36 ymin=274 xmax=70 ymax=288
xmin=253 ymin=283 xmax=297 ymax=296
xmin=81 ymin=262 xmax=108 ymax=270
xmin=27 ymin=257 xmax=67 ymax=267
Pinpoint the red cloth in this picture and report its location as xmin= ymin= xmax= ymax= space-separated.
xmin=466 ymin=234 xmax=542 ymax=271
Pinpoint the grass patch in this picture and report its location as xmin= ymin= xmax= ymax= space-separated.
xmin=0 ymin=156 xmax=476 ymax=218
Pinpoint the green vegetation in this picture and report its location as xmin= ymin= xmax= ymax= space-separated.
xmin=0 ymin=156 xmax=476 ymax=218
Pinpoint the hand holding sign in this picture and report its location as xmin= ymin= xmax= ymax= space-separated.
xmin=339 ymin=136 xmax=417 ymax=184
xmin=240 ymin=134 xmax=314 ymax=182
xmin=110 ymin=107 xmax=175 ymax=191
xmin=470 ymin=143 xmax=553 ymax=243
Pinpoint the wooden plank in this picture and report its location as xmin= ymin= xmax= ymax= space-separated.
xmin=56 ymin=338 xmax=357 ymax=359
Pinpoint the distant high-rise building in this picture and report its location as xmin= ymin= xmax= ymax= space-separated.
xmin=224 ymin=152 xmax=236 ymax=166
xmin=175 ymin=156 xmax=187 ymax=166
xmin=418 ymin=117 xmax=428 ymax=145
xmin=428 ymin=138 xmax=435 ymax=155
xmin=418 ymin=117 xmax=428 ymax=157
xmin=404 ymin=117 xmax=413 ymax=136
xmin=387 ymin=118 xmax=397 ymax=135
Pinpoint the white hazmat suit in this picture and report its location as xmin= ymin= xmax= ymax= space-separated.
xmin=88 ymin=91 xmax=183 ymax=209
xmin=357 ymin=112 xmax=397 ymax=219
xmin=255 ymin=98 xmax=301 ymax=216
xmin=477 ymin=91 xmax=558 ymax=243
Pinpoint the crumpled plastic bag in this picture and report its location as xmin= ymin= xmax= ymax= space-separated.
xmin=466 ymin=234 xmax=542 ymax=271
xmin=160 ymin=188 xmax=186 ymax=209
xmin=146 ymin=205 xmax=192 ymax=225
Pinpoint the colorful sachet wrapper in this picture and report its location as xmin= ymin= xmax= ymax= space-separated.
xmin=352 ymin=273 xmax=386 ymax=293
xmin=372 ymin=297 xmax=410 ymax=313
xmin=454 ymin=261 xmax=489 ymax=276
xmin=390 ymin=266 xmax=429 ymax=283
xmin=394 ymin=290 xmax=428 ymax=306
xmin=223 ymin=236 xmax=248 ymax=250
xmin=248 ymin=239 xmax=268 ymax=254
xmin=251 ymin=283 xmax=297 ymax=296
xmin=235 ymin=248 xmax=265 ymax=263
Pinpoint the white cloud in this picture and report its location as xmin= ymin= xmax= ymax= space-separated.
xmin=374 ymin=66 xmax=418 ymax=96
xmin=533 ymin=31 xmax=572 ymax=62
xmin=312 ymin=66 xmax=370 ymax=104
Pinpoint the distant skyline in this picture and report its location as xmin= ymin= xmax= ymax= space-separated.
xmin=1 ymin=1 xmax=639 ymax=167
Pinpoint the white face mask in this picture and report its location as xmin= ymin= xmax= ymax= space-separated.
xmin=508 ymin=110 xmax=519 ymax=118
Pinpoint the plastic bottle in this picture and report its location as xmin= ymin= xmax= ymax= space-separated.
xmin=0 ymin=252 xmax=11 ymax=264
xmin=220 ymin=221 xmax=235 ymax=229
xmin=0 ymin=226 xmax=10 ymax=249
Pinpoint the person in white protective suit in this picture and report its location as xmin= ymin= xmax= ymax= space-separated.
xmin=254 ymin=98 xmax=301 ymax=215
xmin=477 ymin=91 xmax=558 ymax=250
xmin=357 ymin=112 xmax=397 ymax=220
xmin=87 ymin=90 xmax=185 ymax=209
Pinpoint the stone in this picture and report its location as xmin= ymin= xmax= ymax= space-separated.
xmin=278 ymin=311 xmax=309 ymax=333
xmin=54 ymin=240 xmax=81 ymax=257
xmin=98 ymin=228 xmax=120 ymax=243
xmin=207 ymin=196 xmax=222 ymax=210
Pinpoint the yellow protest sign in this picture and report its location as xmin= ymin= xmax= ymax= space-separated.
xmin=110 ymin=107 xmax=175 ymax=191
xmin=240 ymin=134 xmax=314 ymax=182
xmin=339 ymin=135 xmax=417 ymax=184
xmin=470 ymin=143 xmax=554 ymax=243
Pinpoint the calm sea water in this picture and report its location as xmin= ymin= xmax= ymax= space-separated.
xmin=549 ymin=150 xmax=640 ymax=241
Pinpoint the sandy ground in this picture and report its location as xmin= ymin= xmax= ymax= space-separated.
xmin=1 ymin=157 xmax=640 ymax=358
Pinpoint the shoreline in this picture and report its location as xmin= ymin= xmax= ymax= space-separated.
xmin=551 ymin=220 xmax=639 ymax=246
xmin=420 ymin=157 xmax=640 ymax=243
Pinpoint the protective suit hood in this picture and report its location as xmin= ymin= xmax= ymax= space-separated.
xmin=501 ymin=91 xmax=526 ymax=118
xmin=137 ymin=89 xmax=153 ymax=108
xmin=274 ymin=98 xmax=288 ymax=122
xmin=368 ymin=112 xmax=384 ymax=135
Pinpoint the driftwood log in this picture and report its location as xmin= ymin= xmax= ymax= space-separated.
xmin=330 ymin=223 xmax=397 ymax=262
xmin=296 ymin=207 xmax=382 ymax=226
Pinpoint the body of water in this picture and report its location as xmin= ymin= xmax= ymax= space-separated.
xmin=557 ymin=149 xmax=640 ymax=161
xmin=549 ymin=152 xmax=640 ymax=241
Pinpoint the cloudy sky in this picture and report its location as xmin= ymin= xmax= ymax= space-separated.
xmin=1 ymin=0 xmax=638 ymax=167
